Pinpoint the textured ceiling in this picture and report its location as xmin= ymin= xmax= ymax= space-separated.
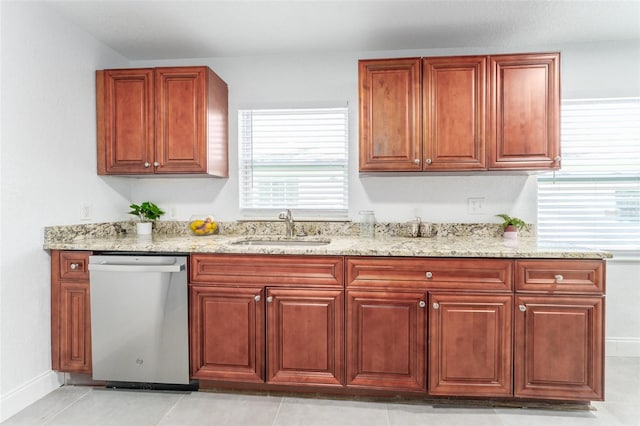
xmin=44 ymin=0 xmax=640 ymax=60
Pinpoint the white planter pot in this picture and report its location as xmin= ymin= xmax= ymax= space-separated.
xmin=503 ymin=230 xmax=518 ymax=240
xmin=136 ymin=222 xmax=152 ymax=235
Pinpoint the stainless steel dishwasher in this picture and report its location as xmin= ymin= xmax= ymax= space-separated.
xmin=88 ymin=255 xmax=190 ymax=387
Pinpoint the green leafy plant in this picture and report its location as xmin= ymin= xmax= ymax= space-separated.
xmin=496 ymin=214 xmax=526 ymax=231
xmin=128 ymin=201 xmax=165 ymax=222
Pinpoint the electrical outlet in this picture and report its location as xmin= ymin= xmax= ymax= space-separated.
xmin=467 ymin=197 xmax=485 ymax=215
xmin=80 ymin=203 xmax=92 ymax=221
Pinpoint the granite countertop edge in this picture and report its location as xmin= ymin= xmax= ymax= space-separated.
xmin=42 ymin=233 xmax=612 ymax=260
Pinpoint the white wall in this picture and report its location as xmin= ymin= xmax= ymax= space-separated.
xmin=0 ymin=2 xmax=131 ymax=421
xmin=130 ymin=43 xmax=640 ymax=360
xmin=130 ymin=51 xmax=540 ymax=224
xmin=605 ymin=259 xmax=640 ymax=357
xmin=0 ymin=2 xmax=638 ymax=421
xmin=130 ymin=41 xmax=640 ymax=224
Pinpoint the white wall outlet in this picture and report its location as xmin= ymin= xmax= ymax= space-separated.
xmin=80 ymin=203 xmax=92 ymax=221
xmin=467 ymin=197 xmax=486 ymax=215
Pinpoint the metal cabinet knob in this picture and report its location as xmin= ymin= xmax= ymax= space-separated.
xmin=153 ymin=162 xmax=160 ymax=167
xmin=425 ymin=271 xmax=433 ymax=279
xmin=425 ymin=158 xmax=432 ymax=165
xmin=254 ymin=295 xmax=261 ymax=302
xmin=144 ymin=162 xmax=151 ymax=168
xmin=554 ymin=156 xmax=562 ymax=163
xmin=69 ymin=263 xmax=79 ymax=270
xmin=418 ymin=301 xmax=426 ymax=308
xmin=266 ymin=296 xmax=273 ymax=303
xmin=432 ymin=302 xmax=440 ymax=310
xmin=519 ymin=304 xmax=526 ymax=312
xmin=414 ymin=159 xmax=420 ymax=164
xmin=555 ymin=274 xmax=564 ymax=283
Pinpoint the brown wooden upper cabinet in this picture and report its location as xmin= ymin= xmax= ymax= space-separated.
xmin=488 ymin=53 xmax=560 ymax=170
xmin=96 ymin=66 xmax=228 ymax=177
xmin=358 ymin=52 xmax=560 ymax=172
xmin=358 ymin=58 xmax=422 ymax=171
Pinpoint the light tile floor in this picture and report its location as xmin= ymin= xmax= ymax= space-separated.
xmin=3 ymin=357 xmax=639 ymax=426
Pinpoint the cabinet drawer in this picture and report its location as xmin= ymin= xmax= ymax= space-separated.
xmin=191 ymin=254 xmax=343 ymax=287
xmin=516 ymin=260 xmax=605 ymax=294
xmin=347 ymin=257 xmax=513 ymax=291
xmin=58 ymin=252 xmax=90 ymax=280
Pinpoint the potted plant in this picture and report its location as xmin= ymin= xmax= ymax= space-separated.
xmin=128 ymin=201 xmax=165 ymax=235
xmin=496 ymin=214 xmax=526 ymax=240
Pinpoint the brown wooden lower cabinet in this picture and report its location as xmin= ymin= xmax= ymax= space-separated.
xmin=51 ymin=250 xmax=92 ymax=373
xmin=428 ymin=293 xmax=513 ymax=397
xmin=58 ymin=282 xmax=92 ymax=372
xmin=267 ymin=288 xmax=344 ymax=386
xmin=514 ymin=295 xmax=604 ymax=401
xmin=50 ymin=251 xmax=606 ymax=404
xmin=346 ymin=290 xmax=426 ymax=392
xmin=190 ymin=285 xmax=265 ymax=383
xmin=190 ymin=285 xmax=344 ymax=387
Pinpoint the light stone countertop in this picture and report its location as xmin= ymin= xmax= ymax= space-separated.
xmin=43 ymin=223 xmax=612 ymax=259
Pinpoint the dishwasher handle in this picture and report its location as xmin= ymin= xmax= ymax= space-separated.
xmin=89 ymin=262 xmax=186 ymax=273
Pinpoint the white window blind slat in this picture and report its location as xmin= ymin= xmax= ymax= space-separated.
xmin=537 ymin=98 xmax=640 ymax=252
xmin=239 ymin=107 xmax=349 ymax=218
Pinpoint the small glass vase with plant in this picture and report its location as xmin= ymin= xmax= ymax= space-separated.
xmin=128 ymin=201 xmax=165 ymax=235
xmin=496 ymin=214 xmax=526 ymax=240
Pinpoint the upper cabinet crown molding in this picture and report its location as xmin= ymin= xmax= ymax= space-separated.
xmin=358 ymin=52 xmax=561 ymax=173
xmin=96 ymin=66 xmax=228 ymax=177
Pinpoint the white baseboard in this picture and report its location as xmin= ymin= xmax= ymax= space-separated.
xmin=0 ymin=370 xmax=63 ymax=423
xmin=606 ymin=337 xmax=640 ymax=357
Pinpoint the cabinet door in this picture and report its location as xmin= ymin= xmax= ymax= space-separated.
xmin=59 ymin=282 xmax=92 ymax=373
xmin=347 ymin=290 xmax=426 ymax=392
xmin=266 ymin=288 xmax=344 ymax=386
xmin=190 ymin=286 xmax=264 ymax=382
xmin=489 ymin=53 xmax=560 ymax=170
xmin=97 ymin=69 xmax=155 ymax=175
xmin=423 ymin=56 xmax=486 ymax=170
xmin=155 ymin=67 xmax=208 ymax=173
xmin=429 ymin=293 xmax=512 ymax=397
xmin=358 ymin=58 xmax=422 ymax=171
xmin=515 ymin=295 xmax=604 ymax=401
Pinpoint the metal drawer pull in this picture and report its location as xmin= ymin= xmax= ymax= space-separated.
xmin=69 ymin=263 xmax=79 ymax=270
xmin=432 ymin=302 xmax=439 ymax=310
xmin=267 ymin=296 xmax=273 ymax=303
xmin=555 ymin=274 xmax=564 ymax=282
xmin=519 ymin=304 xmax=526 ymax=312
xmin=418 ymin=301 xmax=426 ymax=308
xmin=425 ymin=272 xmax=433 ymax=279
xmin=254 ymin=295 xmax=261 ymax=302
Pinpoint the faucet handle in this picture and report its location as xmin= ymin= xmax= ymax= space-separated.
xmin=278 ymin=209 xmax=292 ymax=220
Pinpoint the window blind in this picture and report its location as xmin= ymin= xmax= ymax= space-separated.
xmin=537 ymin=98 xmax=640 ymax=251
xmin=239 ymin=107 xmax=349 ymax=218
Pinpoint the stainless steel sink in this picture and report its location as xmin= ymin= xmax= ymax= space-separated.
xmin=231 ymin=238 xmax=331 ymax=247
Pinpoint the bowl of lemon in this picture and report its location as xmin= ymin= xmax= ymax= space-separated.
xmin=189 ymin=215 xmax=219 ymax=236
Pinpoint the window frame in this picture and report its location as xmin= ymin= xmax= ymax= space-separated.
xmin=537 ymin=97 xmax=640 ymax=254
xmin=238 ymin=106 xmax=349 ymax=220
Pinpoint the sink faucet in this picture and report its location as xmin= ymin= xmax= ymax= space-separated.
xmin=278 ymin=209 xmax=294 ymax=238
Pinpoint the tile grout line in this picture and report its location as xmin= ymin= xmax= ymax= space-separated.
xmin=271 ymin=396 xmax=285 ymax=426
xmin=154 ymin=392 xmax=186 ymax=425
xmin=41 ymin=386 xmax=93 ymax=426
xmin=384 ymin=402 xmax=391 ymax=426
